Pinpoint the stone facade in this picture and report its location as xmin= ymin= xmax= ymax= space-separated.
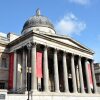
xmin=0 ymin=36 xmax=9 ymax=89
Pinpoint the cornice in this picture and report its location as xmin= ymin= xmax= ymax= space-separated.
xmin=34 ymin=32 xmax=94 ymax=55
xmin=7 ymin=30 xmax=94 ymax=55
xmin=7 ymin=30 xmax=33 ymax=47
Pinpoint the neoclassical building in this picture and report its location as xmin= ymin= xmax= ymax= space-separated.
xmin=0 ymin=9 xmax=98 ymax=97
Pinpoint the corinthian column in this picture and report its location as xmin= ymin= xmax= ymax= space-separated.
xmin=90 ymin=60 xmax=97 ymax=93
xmin=85 ymin=59 xmax=91 ymax=93
xmin=31 ymin=43 xmax=37 ymax=92
xmin=13 ymin=50 xmax=17 ymax=91
xmin=63 ymin=52 xmax=69 ymax=92
xmin=22 ymin=49 xmax=26 ymax=91
xmin=71 ymin=54 xmax=77 ymax=93
xmin=43 ymin=46 xmax=49 ymax=92
xmin=54 ymin=49 xmax=60 ymax=92
xmin=78 ymin=56 xmax=85 ymax=93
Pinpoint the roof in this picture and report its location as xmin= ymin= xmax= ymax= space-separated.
xmin=21 ymin=9 xmax=55 ymax=34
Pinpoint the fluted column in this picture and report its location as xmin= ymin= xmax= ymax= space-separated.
xmin=54 ymin=49 xmax=60 ymax=92
xmin=78 ymin=56 xmax=85 ymax=93
xmin=13 ymin=51 xmax=17 ymax=91
xmin=85 ymin=59 xmax=91 ymax=93
xmin=63 ymin=52 xmax=69 ymax=92
xmin=71 ymin=54 xmax=77 ymax=93
xmin=43 ymin=46 xmax=49 ymax=92
xmin=22 ymin=49 xmax=26 ymax=91
xmin=90 ymin=60 xmax=97 ymax=93
xmin=31 ymin=43 xmax=37 ymax=92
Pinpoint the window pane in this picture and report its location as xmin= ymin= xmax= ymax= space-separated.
xmin=0 ymin=83 xmax=5 ymax=89
xmin=1 ymin=58 xmax=7 ymax=68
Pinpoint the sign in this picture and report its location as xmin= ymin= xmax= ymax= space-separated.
xmin=36 ymin=52 xmax=43 ymax=78
xmin=8 ymin=52 xmax=14 ymax=89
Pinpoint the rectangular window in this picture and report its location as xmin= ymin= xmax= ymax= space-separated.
xmin=0 ymin=83 xmax=5 ymax=89
xmin=1 ymin=58 xmax=7 ymax=68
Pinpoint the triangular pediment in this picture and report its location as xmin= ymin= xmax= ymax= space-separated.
xmin=44 ymin=34 xmax=93 ymax=53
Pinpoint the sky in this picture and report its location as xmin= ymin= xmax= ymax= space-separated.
xmin=0 ymin=0 xmax=100 ymax=63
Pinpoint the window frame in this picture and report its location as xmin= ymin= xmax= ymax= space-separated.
xmin=1 ymin=57 xmax=7 ymax=68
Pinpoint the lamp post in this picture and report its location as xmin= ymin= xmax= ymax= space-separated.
xmin=27 ymin=42 xmax=32 ymax=100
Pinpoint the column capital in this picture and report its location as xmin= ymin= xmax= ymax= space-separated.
xmin=63 ymin=50 xmax=68 ymax=54
xmin=54 ymin=48 xmax=58 ymax=52
xmin=63 ymin=51 xmax=69 ymax=57
xmin=78 ymin=55 xmax=81 ymax=59
xmin=78 ymin=56 xmax=83 ymax=61
xmin=22 ymin=47 xmax=26 ymax=51
xmin=21 ymin=45 xmax=25 ymax=49
xmin=89 ymin=59 xmax=94 ymax=63
xmin=71 ymin=53 xmax=75 ymax=57
xmin=84 ymin=57 xmax=88 ymax=61
xmin=32 ymin=42 xmax=37 ymax=46
xmin=78 ymin=55 xmax=82 ymax=58
xmin=27 ymin=42 xmax=32 ymax=50
xmin=85 ymin=57 xmax=92 ymax=62
xmin=44 ymin=45 xmax=48 ymax=49
xmin=27 ymin=42 xmax=37 ymax=49
xmin=63 ymin=51 xmax=65 ymax=54
xmin=13 ymin=50 xmax=17 ymax=53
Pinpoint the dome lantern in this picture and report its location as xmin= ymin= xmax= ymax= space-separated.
xmin=36 ymin=8 xmax=41 ymax=16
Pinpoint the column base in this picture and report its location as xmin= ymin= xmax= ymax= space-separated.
xmin=73 ymin=91 xmax=78 ymax=94
xmin=81 ymin=91 xmax=85 ymax=94
xmin=65 ymin=91 xmax=70 ymax=93
xmin=88 ymin=90 xmax=92 ymax=94
xmin=55 ymin=90 xmax=60 ymax=93
xmin=44 ymin=89 xmax=50 ymax=93
xmin=31 ymin=89 xmax=38 ymax=93
xmin=25 ymin=91 xmax=28 ymax=94
xmin=25 ymin=90 xmax=38 ymax=95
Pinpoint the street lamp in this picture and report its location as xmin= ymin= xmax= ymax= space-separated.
xmin=27 ymin=42 xmax=32 ymax=100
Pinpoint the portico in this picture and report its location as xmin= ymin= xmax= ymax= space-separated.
xmin=8 ymin=32 xmax=97 ymax=94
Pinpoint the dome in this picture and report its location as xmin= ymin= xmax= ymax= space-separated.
xmin=21 ymin=9 xmax=55 ymax=34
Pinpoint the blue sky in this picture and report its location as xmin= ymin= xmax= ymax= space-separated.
xmin=0 ymin=0 xmax=100 ymax=63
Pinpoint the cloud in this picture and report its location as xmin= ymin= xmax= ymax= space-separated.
xmin=55 ymin=13 xmax=86 ymax=36
xmin=68 ymin=0 xmax=90 ymax=5
xmin=0 ymin=32 xmax=7 ymax=37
